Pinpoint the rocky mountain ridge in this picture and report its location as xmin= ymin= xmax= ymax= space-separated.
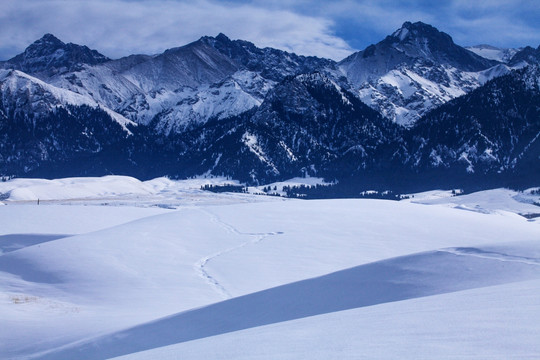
xmin=1 ymin=22 xmax=539 ymax=193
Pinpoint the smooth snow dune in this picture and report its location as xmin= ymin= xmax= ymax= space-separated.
xmin=199 ymin=199 xmax=540 ymax=296
xmin=0 ymin=208 xmax=251 ymax=358
xmin=35 ymin=241 xmax=540 ymax=360
xmin=0 ymin=234 xmax=69 ymax=254
xmin=0 ymin=204 xmax=172 ymax=235
xmin=111 ymin=278 xmax=540 ymax=360
xmin=407 ymin=188 xmax=540 ymax=217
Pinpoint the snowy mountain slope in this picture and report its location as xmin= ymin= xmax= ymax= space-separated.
xmin=173 ymin=72 xmax=403 ymax=183
xmin=354 ymin=64 xmax=484 ymax=126
xmin=147 ymin=70 xmax=273 ymax=134
xmin=339 ymin=21 xmax=501 ymax=126
xmin=1 ymin=184 xmax=540 ymax=359
xmin=0 ymin=69 xmax=134 ymax=130
xmin=43 ymin=63 xmax=150 ymax=123
xmin=508 ymin=45 xmax=540 ymax=67
xmin=120 ymin=37 xmax=239 ymax=92
xmin=0 ymin=69 xmax=142 ymax=176
xmin=466 ymin=44 xmax=522 ymax=63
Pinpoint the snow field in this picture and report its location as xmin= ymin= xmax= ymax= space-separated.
xmin=0 ymin=176 xmax=539 ymax=359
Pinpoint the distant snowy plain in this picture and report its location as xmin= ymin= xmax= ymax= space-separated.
xmin=0 ymin=176 xmax=539 ymax=359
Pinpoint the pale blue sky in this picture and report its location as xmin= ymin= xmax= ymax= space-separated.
xmin=1 ymin=0 xmax=539 ymax=61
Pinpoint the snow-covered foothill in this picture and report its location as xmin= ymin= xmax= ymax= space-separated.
xmin=0 ymin=175 xmax=280 ymax=207
xmin=406 ymin=188 xmax=540 ymax=219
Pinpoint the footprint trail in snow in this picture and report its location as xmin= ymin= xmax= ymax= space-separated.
xmin=194 ymin=208 xmax=283 ymax=299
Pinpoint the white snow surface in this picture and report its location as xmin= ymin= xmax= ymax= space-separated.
xmin=110 ymin=278 xmax=540 ymax=360
xmin=0 ymin=175 xmax=276 ymax=207
xmin=465 ymin=45 xmax=522 ymax=63
xmin=355 ymin=64 xmax=483 ymax=126
xmin=406 ymin=188 xmax=540 ymax=218
xmin=0 ymin=176 xmax=539 ymax=359
xmin=0 ymin=69 xmax=135 ymax=133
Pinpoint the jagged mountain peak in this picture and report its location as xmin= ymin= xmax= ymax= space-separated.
xmin=341 ymin=21 xmax=496 ymax=73
xmin=389 ymin=21 xmax=451 ymax=44
xmin=196 ymin=33 xmax=236 ymax=52
xmin=5 ymin=33 xmax=110 ymax=75
xmin=384 ymin=21 xmax=494 ymax=69
xmin=374 ymin=21 xmax=454 ymax=58
xmin=13 ymin=33 xmax=68 ymax=60
xmin=135 ymin=36 xmax=239 ymax=90
xmin=35 ymin=33 xmax=65 ymax=47
xmin=338 ymin=21 xmax=501 ymax=126
xmin=195 ymin=33 xmax=334 ymax=82
xmin=215 ymin=33 xmax=231 ymax=42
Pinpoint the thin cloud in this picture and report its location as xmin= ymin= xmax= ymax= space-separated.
xmin=316 ymin=0 xmax=540 ymax=49
xmin=255 ymin=0 xmax=540 ymax=50
xmin=0 ymin=0 xmax=354 ymax=61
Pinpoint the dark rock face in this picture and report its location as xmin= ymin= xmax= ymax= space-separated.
xmin=5 ymin=34 xmax=110 ymax=75
xmin=509 ymin=45 xmax=540 ymax=67
xmin=201 ymin=33 xmax=335 ymax=82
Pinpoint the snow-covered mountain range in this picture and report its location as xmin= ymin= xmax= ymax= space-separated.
xmin=1 ymin=21 xmax=539 ymax=191
xmin=2 ymin=32 xmax=332 ymax=134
